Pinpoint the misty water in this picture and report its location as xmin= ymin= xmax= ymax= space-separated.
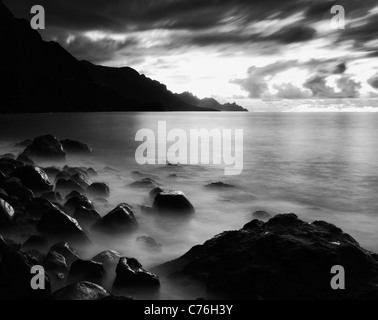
xmin=1 ymin=112 xmax=378 ymax=299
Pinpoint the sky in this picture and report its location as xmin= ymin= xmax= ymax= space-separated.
xmin=4 ymin=0 xmax=378 ymax=110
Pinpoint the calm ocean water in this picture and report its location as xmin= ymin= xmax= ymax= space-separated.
xmin=1 ymin=112 xmax=378 ymax=298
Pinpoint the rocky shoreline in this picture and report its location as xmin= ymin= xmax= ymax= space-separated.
xmin=1 ymin=135 xmax=378 ymax=300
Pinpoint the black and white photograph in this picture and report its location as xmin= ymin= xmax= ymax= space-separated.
xmin=1 ymin=0 xmax=378 ymax=305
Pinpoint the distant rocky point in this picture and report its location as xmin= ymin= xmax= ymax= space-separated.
xmin=176 ymin=92 xmax=248 ymax=112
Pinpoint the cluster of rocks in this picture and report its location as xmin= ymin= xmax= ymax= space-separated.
xmin=0 ymin=135 xmax=164 ymax=300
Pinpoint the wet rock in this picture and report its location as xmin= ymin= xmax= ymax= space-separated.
xmin=71 ymin=173 xmax=90 ymax=189
xmin=92 ymin=251 xmax=121 ymax=269
xmin=55 ymin=178 xmax=85 ymax=194
xmin=129 ymin=178 xmax=159 ymax=189
xmin=0 ymin=251 xmax=51 ymax=300
xmin=64 ymin=166 xmax=90 ymax=179
xmin=252 ymin=210 xmax=273 ymax=221
xmin=44 ymin=251 xmax=68 ymax=280
xmin=60 ymin=139 xmax=92 ymax=154
xmin=23 ymin=135 xmax=66 ymax=160
xmin=0 ymin=199 xmax=15 ymax=226
xmin=153 ymin=191 xmax=195 ymax=215
xmin=114 ymin=257 xmax=160 ymax=289
xmin=50 ymin=242 xmax=79 ymax=268
xmin=205 ymin=182 xmax=234 ymax=189
xmin=25 ymin=198 xmax=55 ymax=219
xmin=68 ymin=259 xmax=105 ymax=284
xmin=92 ymin=204 xmax=138 ymax=234
xmin=64 ymin=195 xmax=94 ymax=215
xmin=16 ymin=153 xmax=34 ymax=165
xmin=22 ymin=235 xmax=49 ymax=254
xmin=136 ymin=236 xmax=162 ymax=252
xmin=11 ymin=165 xmax=53 ymax=192
xmin=40 ymin=191 xmax=63 ymax=203
xmin=87 ymin=182 xmax=110 ymax=198
xmin=149 ymin=187 xmax=165 ymax=200
xmin=73 ymin=206 xmax=101 ymax=228
xmin=48 ymin=281 xmax=110 ymax=300
xmin=0 ymin=161 xmax=16 ymax=175
xmin=155 ymin=214 xmax=378 ymax=300
xmin=37 ymin=206 xmax=90 ymax=245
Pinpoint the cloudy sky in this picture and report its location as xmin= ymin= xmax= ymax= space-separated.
xmin=5 ymin=0 xmax=378 ymax=109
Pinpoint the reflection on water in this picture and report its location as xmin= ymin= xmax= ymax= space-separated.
xmin=1 ymin=112 xmax=378 ymax=299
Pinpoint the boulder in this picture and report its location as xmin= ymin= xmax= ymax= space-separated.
xmin=0 ymin=199 xmax=14 ymax=226
xmin=252 ymin=210 xmax=273 ymax=221
xmin=23 ymin=135 xmax=66 ymax=160
xmin=48 ymin=281 xmax=110 ymax=300
xmin=37 ymin=206 xmax=90 ymax=245
xmin=0 ymin=188 xmax=8 ymax=201
xmin=64 ymin=190 xmax=83 ymax=201
xmin=55 ymin=179 xmax=85 ymax=194
xmin=68 ymin=259 xmax=105 ymax=284
xmin=44 ymin=251 xmax=68 ymax=280
xmin=11 ymin=165 xmax=53 ymax=192
xmin=50 ymin=242 xmax=79 ymax=268
xmin=60 ymin=139 xmax=92 ymax=154
xmin=54 ymin=171 xmax=72 ymax=183
xmin=92 ymin=251 xmax=121 ymax=269
xmin=86 ymin=182 xmax=110 ymax=199
xmin=71 ymin=173 xmax=90 ymax=189
xmin=0 ymin=251 xmax=51 ymax=300
xmin=155 ymin=214 xmax=378 ymax=300
xmin=114 ymin=257 xmax=160 ymax=289
xmin=92 ymin=204 xmax=138 ymax=234
xmin=153 ymin=191 xmax=195 ymax=215
xmin=64 ymin=195 xmax=94 ymax=215
xmin=73 ymin=206 xmax=101 ymax=228
xmin=1 ymin=153 xmax=15 ymax=160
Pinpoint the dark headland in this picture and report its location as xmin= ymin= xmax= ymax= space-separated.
xmin=0 ymin=1 xmax=246 ymax=113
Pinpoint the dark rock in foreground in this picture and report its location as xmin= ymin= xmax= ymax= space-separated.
xmin=48 ymin=281 xmax=110 ymax=300
xmin=11 ymin=165 xmax=53 ymax=192
xmin=153 ymin=191 xmax=195 ymax=215
xmin=114 ymin=257 xmax=160 ymax=289
xmin=92 ymin=204 xmax=138 ymax=234
xmin=92 ymin=251 xmax=121 ymax=269
xmin=24 ymin=135 xmax=66 ymax=160
xmin=50 ymin=242 xmax=79 ymax=268
xmin=154 ymin=214 xmax=378 ymax=300
xmin=37 ymin=206 xmax=90 ymax=245
xmin=0 ymin=251 xmax=51 ymax=300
